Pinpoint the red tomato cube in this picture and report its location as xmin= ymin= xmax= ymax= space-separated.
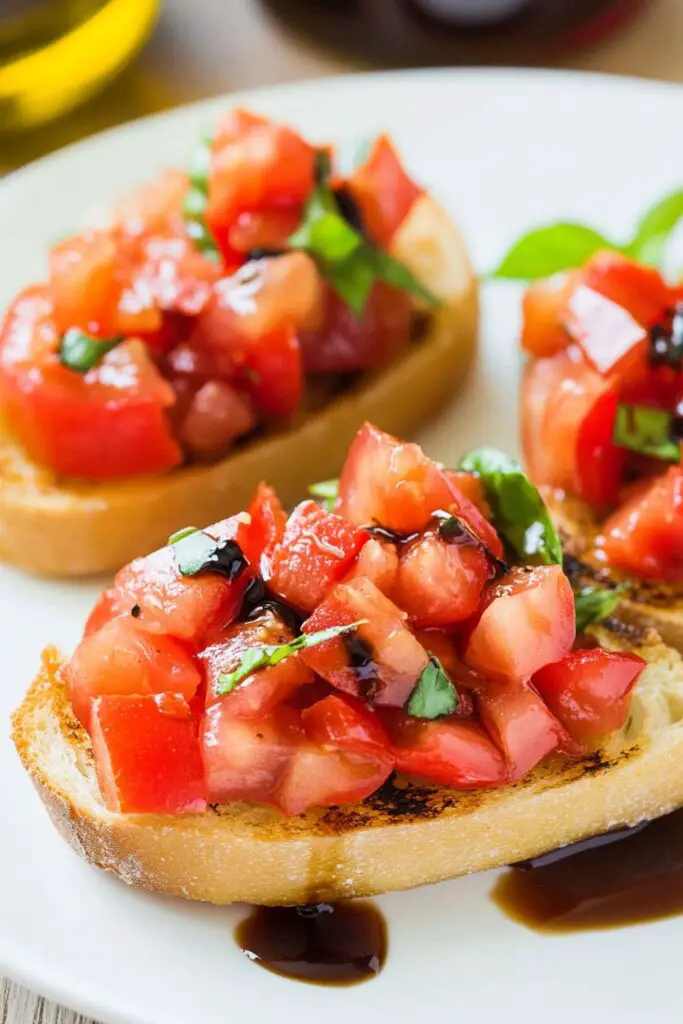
xmin=601 ymin=468 xmax=683 ymax=582
xmin=346 ymin=134 xmax=422 ymax=247
xmin=477 ymin=685 xmax=574 ymax=781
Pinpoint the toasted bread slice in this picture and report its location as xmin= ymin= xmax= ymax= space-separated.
xmin=13 ymin=623 xmax=683 ymax=906
xmin=545 ymin=488 xmax=683 ymax=652
xmin=0 ymin=195 xmax=477 ymax=578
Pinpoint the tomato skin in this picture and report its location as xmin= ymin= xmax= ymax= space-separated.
xmin=241 ymin=327 xmax=303 ymax=418
xmin=346 ymin=135 xmax=422 ymax=247
xmin=521 ymin=350 xmax=625 ymax=510
xmin=278 ymin=745 xmax=393 ymax=816
xmin=477 ymin=686 xmax=572 ymax=780
xmin=228 ymin=207 xmax=302 ymax=255
xmin=392 ymin=531 xmax=494 ymax=627
xmin=521 ymin=272 xmax=578 ymax=358
xmin=238 ymin=482 xmax=287 ymax=574
xmin=338 ymin=424 xmax=504 ymax=557
xmin=345 ymin=537 xmax=399 ymax=595
xmin=580 ymin=251 xmax=669 ymax=329
xmin=533 ymin=648 xmax=645 ymax=743
xmin=112 ymin=168 xmax=189 ymax=236
xmin=564 ymin=285 xmax=647 ymax=378
xmin=0 ymin=290 xmax=182 ymax=479
xmin=178 ymin=380 xmax=256 ymax=457
xmin=267 ymin=500 xmax=368 ymax=612
xmin=302 ymin=694 xmax=393 ymax=757
xmin=299 ymin=282 xmax=412 ymax=373
xmin=201 ymin=702 xmax=301 ymax=808
xmin=91 ymin=693 xmax=207 ymax=814
xmin=301 ymin=577 xmax=429 ymax=707
xmin=600 ymin=467 xmax=683 ymax=581
xmin=381 ymin=708 xmax=509 ymax=788
xmin=200 ymin=609 xmax=314 ymax=715
xmin=65 ymin=616 xmax=201 ymax=728
xmin=464 ymin=565 xmax=576 ymax=683
xmin=107 ymin=520 xmax=250 ymax=642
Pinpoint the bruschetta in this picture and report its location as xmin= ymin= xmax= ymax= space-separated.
xmin=0 ymin=110 xmax=477 ymax=577
xmin=14 ymin=424 xmax=682 ymax=906
xmin=519 ymin=249 xmax=683 ymax=650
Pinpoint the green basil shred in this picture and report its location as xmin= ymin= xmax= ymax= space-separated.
xmin=407 ymin=654 xmax=459 ymax=720
xmin=308 ymin=478 xmax=340 ymax=511
xmin=184 ymin=132 xmax=221 ymax=261
xmin=574 ymin=585 xmax=627 ymax=634
xmin=59 ymin=328 xmax=123 ymax=374
xmin=613 ymin=403 xmax=680 ymax=463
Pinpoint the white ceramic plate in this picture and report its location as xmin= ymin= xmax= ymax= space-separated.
xmin=2 ymin=68 xmax=683 ymax=1024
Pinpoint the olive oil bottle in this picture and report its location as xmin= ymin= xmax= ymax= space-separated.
xmin=0 ymin=0 xmax=159 ymax=132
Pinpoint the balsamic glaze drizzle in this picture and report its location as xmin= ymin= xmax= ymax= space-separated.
xmin=241 ymin=575 xmax=303 ymax=633
xmin=433 ymin=511 xmax=509 ymax=574
xmin=343 ymin=632 xmax=378 ymax=697
xmin=648 ymin=303 xmax=683 ymax=369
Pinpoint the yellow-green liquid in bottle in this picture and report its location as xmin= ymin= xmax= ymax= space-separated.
xmin=0 ymin=0 xmax=159 ymax=132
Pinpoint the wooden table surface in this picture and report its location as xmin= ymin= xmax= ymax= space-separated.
xmin=3 ymin=0 xmax=683 ymax=1019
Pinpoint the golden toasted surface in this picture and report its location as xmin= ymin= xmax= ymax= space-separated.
xmin=12 ymin=626 xmax=683 ymax=906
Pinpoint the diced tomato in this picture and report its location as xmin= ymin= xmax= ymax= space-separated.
xmin=600 ymin=467 xmax=683 ymax=581
xmin=464 ymin=565 xmax=576 ymax=682
xmin=91 ymin=693 xmax=207 ymax=814
xmin=299 ymin=282 xmax=412 ymax=373
xmin=338 ymin=424 xmax=504 ymax=557
xmin=65 ymin=616 xmax=201 ymax=728
xmin=178 ymin=380 xmax=256 ymax=456
xmin=278 ymin=744 xmax=392 ymax=816
xmin=112 ymin=168 xmax=189 ymax=236
xmin=564 ymin=284 xmax=647 ymax=380
xmin=381 ymin=708 xmax=509 ymax=788
xmin=521 ymin=272 xmax=578 ymax=358
xmin=200 ymin=609 xmax=314 ymax=714
xmin=580 ymin=250 xmax=669 ymax=329
xmin=302 ymin=693 xmax=392 ymax=756
xmin=238 ymin=482 xmax=287 ymax=573
xmin=392 ymin=530 xmax=494 ymax=627
xmin=346 ymin=135 xmax=422 ymax=247
xmin=267 ymin=501 xmax=368 ymax=612
xmin=201 ymin=702 xmax=301 ymax=807
xmin=131 ymin=234 xmax=221 ymax=319
xmin=84 ymin=589 xmax=118 ymax=637
xmin=107 ymin=522 xmax=250 ymax=642
xmin=240 ymin=326 xmax=303 ymax=418
xmin=0 ymin=289 xmax=181 ymax=479
xmin=521 ymin=349 xmax=625 ymax=509
xmin=205 ymin=111 xmax=316 ymax=258
xmin=228 ymin=207 xmax=302 ymax=255
xmin=533 ymin=648 xmax=645 ymax=743
xmin=345 ymin=537 xmax=399 ymax=595
xmin=477 ymin=685 xmax=572 ymax=780
xmin=301 ymin=577 xmax=429 ymax=707
xmin=444 ymin=471 xmax=490 ymax=516
xmin=413 ymin=629 xmax=477 ymax=716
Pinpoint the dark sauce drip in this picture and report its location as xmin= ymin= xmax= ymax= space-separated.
xmin=235 ymin=902 xmax=386 ymax=986
xmin=434 ymin=511 xmax=509 ymax=575
xmin=333 ymin=186 xmax=365 ymax=236
xmin=648 ymin=303 xmax=683 ymax=370
xmin=364 ymin=523 xmax=420 ymax=546
xmin=343 ymin=632 xmax=379 ymax=697
xmin=492 ymin=808 xmax=683 ymax=932
xmin=241 ymin=575 xmax=303 ymax=633
xmin=203 ymin=540 xmax=248 ymax=582
xmin=670 ymin=409 xmax=683 ymax=444
xmin=245 ymin=247 xmax=288 ymax=261
xmin=130 ymin=603 xmax=141 ymax=619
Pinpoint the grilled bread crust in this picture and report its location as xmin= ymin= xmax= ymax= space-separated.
xmin=13 ymin=622 xmax=683 ymax=906
xmin=0 ymin=195 xmax=478 ymax=577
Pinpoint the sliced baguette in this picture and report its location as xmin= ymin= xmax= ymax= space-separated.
xmin=13 ymin=623 xmax=683 ymax=907
xmin=545 ymin=487 xmax=683 ymax=652
xmin=0 ymin=194 xmax=478 ymax=578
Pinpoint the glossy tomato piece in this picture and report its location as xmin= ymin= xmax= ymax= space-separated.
xmin=65 ymin=616 xmax=201 ymax=728
xmin=278 ymin=744 xmax=392 ymax=816
xmin=205 ymin=110 xmax=315 ymax=257
xmin=345 ymin=537 xmax=399 ymax=595
xmin=464 ymin=565 xmax=576 ymax=682
xmin=200 ymin=608 xmax=314 ymax=715
xmin=338 ymin=424 xmax=504 ymax=557
xmin=0 ymin=289 xmax=181 ymax=479
xmin=302 ymin=693 xmax=393 ymax=756
xmin=112 ymin=168 xmax=189 ymax=236
xmin=178 ymin=380 xmax=256 ymax=457
xmin=564 ymin=284 xmax=647 ymax=379
xmin=301 ymin=577 xmax=429 ymax=707
xmin=346 ymin=134 xmax=422 ymax=247
xmin=521 ymin=271 xmax=578 ymax=358
xmin=600 ymin=467 xmax=683 ymax=581
xmin=299 ymin=282 xmax=412 ymax=373
xmin=444 ymin=471 xmax=490 ymax=516
xmin=91 ymin=693 xmax=207 ymax=814
xmin=201 ymin=702 xmax=301 ymax=807
xmin=238 ymin=482 xmax=287 ymax=574
xmin=580 ymin=251 xmax=669 ymax=328
xmin=240 ymin=326 xmax=303 ymax=418
xmin=392 ymin=530 xmax=494 ymax=627
xmin=533 ymin=648 xmax=645 ymax=743
xmin=267 ymin=500 xmax=368 ymax=612
xmin=521 ymin=349 xmax=625 ymax=509
xmin=381 ymin=708 xmax=508 ymax=788
xmin=228 ymin=207 xmax=303 ymax=255
xmin=477 ymin=686 xmax=572 ymax=781
xmin=107 ymin=521 xmax=250 ymax=642
xmin=132 ymin=234 xmax=221 ymax=319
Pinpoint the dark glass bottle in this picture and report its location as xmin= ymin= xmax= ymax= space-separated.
xmin=260 ymin=0 xmax=652 ymax=66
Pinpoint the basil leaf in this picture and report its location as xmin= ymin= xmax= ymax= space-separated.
xmin=368 ymin=248 xmax=441 ymax=308
xmin=172 ymin=530 xmax=247 ymax=580
xmin=59 ymin=328 xmax=123 ymax=374
xmin=491 ymin=223 xmax=616 ymax=281
xmin=459 ymin=448 xmax=563 ymax=565
xmin=184 ymin=135 xmax=220 ymax=261
xmin=627 ymin=189 xmax=683 ymax=267
xmin=407 ymin=655 xmax=459 ymax=720
xmin=613 ymin=403 xmax=680 ymax=462
xmin=574 ymin=585 xmax=627 ymax=634
xmin=308 ymin=478 xmax=339 ymax=512
xmin=216 ymin=620 xmax=366 ymax=697
xmin=168 ymin=526 xmax=199 ymax=545
xmin=325 ymin=249 xmax=377 ymax=315
xmin=289 ymin=186 xmax=362 ymax=262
